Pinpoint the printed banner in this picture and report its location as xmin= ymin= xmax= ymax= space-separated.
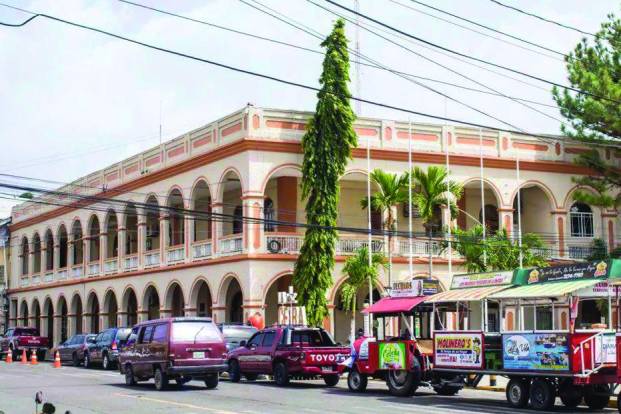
xmin=378 ymin=342 xmax=407 ymax=370
xmin=434 ymin=333 xmax=483 ymax=368
xmin=576 ymin=282 xmax=616 ymax=298
xmin=391 ymin=279 xmax=439 ymax=297
xmin=524 ymin=261 xmax=609 ymax=285
xmin=503 ymin=333 xmax=569 ymax=371
xmin=595 ymin=333 xmax=616 ymax=364
xmin=450 ymin=271 xmax=513 ymax=289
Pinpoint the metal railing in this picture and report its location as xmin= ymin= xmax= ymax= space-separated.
xmin=574 ymin=330 xmax=615 ymax=377
xmin=192 ymin=240 xmax=212 ymax=260
xmin=335 ymin=236 xmax=385 ymax=255
xmin=265 ymin=234 xmax=303 ymax=254
xmin=397 ymin=239 xmax=441 ymax=256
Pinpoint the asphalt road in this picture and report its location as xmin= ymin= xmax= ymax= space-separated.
xmin=0 ymin=362 xmax=615 ymax=414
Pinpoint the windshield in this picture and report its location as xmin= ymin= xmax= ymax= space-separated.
xmin=172 ymin=321 xmax=222 ymax=342
xmin=289 ymin=329 xmax=336 ymax=347
xmin=222 ymin=326 xmax=257 ymax=341
xmin=115 ymin=328 xmax=132 ymax=342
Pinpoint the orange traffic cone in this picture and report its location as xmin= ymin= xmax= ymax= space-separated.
xmin=5 ymin=350 xmax=12 ymax=364
xmin=30 ymin=350 xmax=38 ymax=365
xmin=53 ymin=351 xmax=61 ymax=368
xmin=20 ymin=349 xmax=27 ymax=364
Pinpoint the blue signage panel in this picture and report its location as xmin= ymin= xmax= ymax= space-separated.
xmin=502 ymin=333 xmax=570 ymax=371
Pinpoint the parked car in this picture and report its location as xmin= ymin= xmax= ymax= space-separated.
xmin=57 ymin=334 xmax=96 ymax=366
xmin=226 ymin=325 xmax=350 ymax=386
xmin=0 ymin=327 xmax=49 ymax=361
xmin=84 ymin=327 xmax=131 ymax=370
xmin=119 ymin=317 xmax=228 ymax=391
xmin=217 ymin=324 xmax=257 ymax=352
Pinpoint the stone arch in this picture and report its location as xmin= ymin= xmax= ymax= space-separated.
xmin=144 ymin=195 xmax=160 ymax=252
xmin=190 ymin=277 xmax=213 ymax=317
xmin=124 ymin=203 xmax=139 ymax=256
xmin=70 ymin=293 xmax=83 ymax=335
xmin=259 ymin=163 xmax=302 ymax=194
xmin=191 ymin=179 xmax=213 ymax=242
xmin=31 ymin=298 xmax=41 ymax=333
xmin=219 ymin=169 xmax=244 ymax=238
xmin=103 ymin=288 xmax=119 ymax=328
xmin=164 ymin=281 xmax=185 ymax=317
xmin=217 ymin=167 xmax=246 ymax=199
xmin=71 ymin=219 xmax=84 ymax=266
xmin=104 ymin=210 xmax=119 ymax=259
xmin=510 ymin=180 xmax=558 ymax=210
xmin=87 ymin=214 xmax=101 ymax=263
xmin=20 ymin=236 xmax=29 ymax=276
xmin=19 ymin=299 xmax=28 ymax=327
xmin=510 ymin=181 xmax=557 ymax=240
xmin=167 ymin=187 xmax=186 ymax=247
xmin=261 ymin=164 xmax=302 ymax=233
xmin=32 ymin=232 xmax=42 ymax=274
xmin=459 ymin=177 xmax=502 ymax=232
xmin=86 ymin=290 xmax=100 ymax=334
xmin=218 ymin=273 xmax=244 ymax=323
xmin=121 ymin=285 xmax=139 ymax=327
xmin=57 ymin=224 xmax=69 ymax=269
xmin=142 ymin=284 xmax=161 ymax=321
xmin=56 ymin=295 xmax=69 ymax=343
xmin=42 ymin=296 xmax=54 ymax=345
xmin=43 ymin=228 xmax=54 ymax=271
xmin=563 ymin=185 xmax=601 ymax=211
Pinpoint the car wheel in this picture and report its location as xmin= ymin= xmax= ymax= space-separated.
xmin=244 ymin=373 xmax=258 ymax=382
xmin=205 ymin=374 xmax=219 ymax=389
xmin=72 ymin=353 xmax=80 ymax=367
xmin=347 ymin=368 xmax=368 ymax=392
xmin=83 ymin=352 xmax=90 ymax=369
xmin=228 ymin=360 xmax=241 ymax=383
xmin=274 ymin=362 xmax=289 ymax=387
xmin=125 ymin=365 xmax=137 ymax=386
xmin=584 ymin=384 xmax=610 ymax=410
xmin=323 ymin=374 xmax=339 ymax=387
xmin=558 ymin=380 xmax=582 ymax=408
xmin=436 ymin=385 xmax=461 ymax=396
xmin=102 ymin=353 xmax=110 ymax=370
xmin=506 ymin=378 xmax=529 ymax=409
xmin=529 ymin=379 xmax=555 ymax=411
xmin=154 ymin=367 xmax=169 ymax=391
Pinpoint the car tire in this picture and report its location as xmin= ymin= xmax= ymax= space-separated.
xmin=274 ymin=362 xmax=289 ymax=387
xmin=102 ymin=353 xmax=110 ymax=370
xmin=387 ymin=369 xmax=418 ymax=397
xmin=506 ymin=378 xmax=529 ymax=409
xmin=228 ymin=360 xmax=241 ymax=383
xmin=436 ymin=385 xmax=461 ymax=396
xmin=83 ymin=352 xmax=90 ymax=369
xmin=205 ymin=374 xmax=219 ymax=389
xmin=154 ymin=367 xmax=169 ymax=391
xmin=323 ymin=374 xmax=339 ymax=387
xmin=347 ymin=368 xmax=368 ymax=392
xmin=584 ymin=384 xmax=610 ymax=410
xmin=529 ymin=379 xmax=555 ymax=411
xmin=244 ymin=373 xmax=258 ymax=382
xmin=72 ymin=353 xmax=80 ymax=367
xmin=558 ymin=380 xmax=582 ymax=408
xmin=125 ymin=365 xmax=137 ymax=386
xmin=175 ymin=376 xmax=191 ymax=387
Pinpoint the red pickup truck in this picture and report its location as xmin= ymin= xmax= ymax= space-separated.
xmin=0 ymin=327 xmax=49 ymax=361
xmin=226 ymin=326 xmax=350 ymax=386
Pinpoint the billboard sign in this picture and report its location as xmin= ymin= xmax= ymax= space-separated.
xmin=434 ymin=332 xmax=483 ymax=369
xmin=502 ymin=333 xmax=569 ymax=371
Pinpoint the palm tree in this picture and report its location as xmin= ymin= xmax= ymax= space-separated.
xmin=341 ymin=246 xmax=386 ymax=342
xmin=361 ymin=169 xmax=409 ymax=288
xmin=409 ymin=166 xmax=463 ymax=276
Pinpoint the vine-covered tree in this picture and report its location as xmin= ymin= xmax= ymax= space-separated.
xmin=553 ymin=13 xmax=621 ymax=202
xmin=293 ymin=19 xmax=357 ymax=327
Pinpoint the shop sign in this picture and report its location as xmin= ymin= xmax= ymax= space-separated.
xmin=434 ymin=333 xmax=483 ymax=369
xmin=450 ymin=271 xmax=513 ymax=289
xmin=524 ymin=261 xmax=609 ymax=285
xmin=378 ymin=342 xmax=407 ymax=370
xmin=391 ymin=279 xmax=439 ymax=297
xmin=575 ymin=281 xmax=616 ymax=297
xmin=595 ymin=333 xmax=616 ymax=364
xmin=502 ymin=333 xmax=569 ymax=371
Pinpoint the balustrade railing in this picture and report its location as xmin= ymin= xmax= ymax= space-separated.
xmin=398 ymin=239 xmax=441 ymax=256
xmin=71 ymin=265 xmax=83 ymax=278
xmin=31 ymin=273 xmax=40 ymax=285
xmin=43 ymin=271 xmax=53 ymax=283
xmin=219 ymin=235 xmax=243 ymax=255
xmin=20 ymin=276 xmax=30 ymax=287
xmin=336 ymin=236 xmax=385 ymax=255
xmin=87 ymin=262 xmax=100 ymax=277
xmin=144 ymin=251 xmax=160 ymax=268
xmin=104 ymin=259 xmax=118 ymax=274
xmin=192 ymin=240 xmax=212 ymax=260
xmin=265 ymin=233 xmax=303 ymax=254
xmin=124 ymin=255 xmax=138 ymax=271
xmin=167 ymin=246 xmax=185 ymax=264
xmin=57 ymin=268 xmax=68 ymax=280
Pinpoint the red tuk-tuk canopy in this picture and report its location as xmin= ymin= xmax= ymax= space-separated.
xmin=362 ymin=296 xmax=427 ymax=314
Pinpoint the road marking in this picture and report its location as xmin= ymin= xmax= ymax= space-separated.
xmin=115 ymin=392 xmax=240 ymax=414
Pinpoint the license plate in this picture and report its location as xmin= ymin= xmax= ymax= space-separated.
xmin=193 ymin=352 xmax=205 ymax=359
xmin=321 ymin=366 xmax=333 ymax=373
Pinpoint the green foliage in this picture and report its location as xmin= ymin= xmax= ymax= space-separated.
xmin=587 ymin=238 xmax=621 ymax=260
xmin=360 ymin=169 xmax=409 ymax=232
xmin=553 ymin=13 xmax=621 ymax=192
xmin=340 ymin=247 xmax=387 ymax=313
xmin=293 ymin=19 xmax=357 ymax=327
xmin=19 ymin=192 xmax=33 ymax=199
xmin=409 ymin=166 xmax=463 ymax=231
xmin=447 ymin=225 xmax=549 ymax=273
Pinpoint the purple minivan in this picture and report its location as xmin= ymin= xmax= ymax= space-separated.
xmin=119 ymin=317 xmax=227 ymax=390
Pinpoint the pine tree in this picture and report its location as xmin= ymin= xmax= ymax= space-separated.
xmin=553 ymin=14 xmax=621 ymax=194
xmin=293 ymin=19 xmax=357 ymax=327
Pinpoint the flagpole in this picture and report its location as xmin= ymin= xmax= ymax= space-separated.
xmin=516 ymin=146 xmax=524 ymax=268
xmin=408 ymin=119 xmax=413 ymax=279
xmin=444 ymin=99 xmax=452 ymax=280
xmin=479 ymin=128 xmax=487 ymax=267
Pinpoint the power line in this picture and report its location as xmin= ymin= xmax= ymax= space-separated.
xmin=389 ymin=0 xmax=566 ymax=59
xmin=0 ymin=6 xmax=572 ymax=141
xmin=323 ymin=0 xmax=619 ymax=104
xmin=489 ymin=0 xmax=596 ymax=37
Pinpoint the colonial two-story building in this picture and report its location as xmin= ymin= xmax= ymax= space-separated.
xmin=6 ymin=105 xmax=619 ymax=344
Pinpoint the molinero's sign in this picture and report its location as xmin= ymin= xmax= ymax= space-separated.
xmin=434 ymin=333 xmax=483 ymax=369
xmin=450 ymin=271 xmax=514 ymax=290
xmin=523 ymin=261 xmax=610 ymax=285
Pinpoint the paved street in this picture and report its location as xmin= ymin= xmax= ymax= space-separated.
xmin=0 ymin=362 xmax=615 ymax=414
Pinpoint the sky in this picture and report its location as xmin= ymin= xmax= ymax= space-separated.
xmin=0 ymin=0 xmax=617 ymax=217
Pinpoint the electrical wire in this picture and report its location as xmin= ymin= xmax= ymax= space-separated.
xmin=323 ymin=0 xmax=618 ymax=104
xmin=489 ymin=0 xmax=596 ymax=37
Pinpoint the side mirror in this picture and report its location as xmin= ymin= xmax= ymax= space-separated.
xmin=239 ymin=340 xmax=247 ymax=348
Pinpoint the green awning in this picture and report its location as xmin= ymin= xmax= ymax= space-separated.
xmin=488 ymin=279 xmax=601 ymax=299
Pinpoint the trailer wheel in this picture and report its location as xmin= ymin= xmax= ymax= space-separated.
xmin=584 ymin=384 xmax=610 ymax=410
xmin=347 ymin=368 xmax=368 ymax=393
xmin=506 ymin=378 xmax=529 ymax=409
xmin=529 ymin=379 xmax=555 ymax=411
xmin=559 ymin=380 xmax=582 ymax=408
